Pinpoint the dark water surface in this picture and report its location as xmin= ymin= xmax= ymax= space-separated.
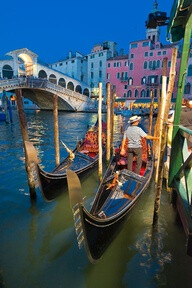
xmin=0 ymin=110 xmax=192 ymax=288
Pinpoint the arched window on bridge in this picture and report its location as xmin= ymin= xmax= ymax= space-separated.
xmin=2 ymin=65 xmax=13 ymax=79
xmin=83 ymin=88 xmax=89 ymax=97
xmin=38 ymin=70 xmax=47 ymax=79
xmin=58 ymin=78 xmax=66 ymax=88
xmin=67 ymin=82 xmax=74 ymax=91
xmin=49 ymin=74 xmax=57 ymax=84
xmin=75 ymin=85 xmax=82 ymax=94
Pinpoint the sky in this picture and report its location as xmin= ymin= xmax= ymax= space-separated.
xmin=1 ymin=0 xmax=173 ymax=64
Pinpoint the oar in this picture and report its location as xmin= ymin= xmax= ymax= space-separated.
xmin=66 ymin=169 xmax=83 ymax=208
xmin=61 ymin=140 xmax=75 ymax=160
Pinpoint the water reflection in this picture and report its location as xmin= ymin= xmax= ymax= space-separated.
xmin=1 ymin=111 xmax=192 ymax=288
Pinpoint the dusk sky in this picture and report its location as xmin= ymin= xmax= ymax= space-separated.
xmin=2 ymin=0 xmax=173 ymax=64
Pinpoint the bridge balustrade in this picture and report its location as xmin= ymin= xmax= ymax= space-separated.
xmin=0 ymin=77 xmax=90 ymax=103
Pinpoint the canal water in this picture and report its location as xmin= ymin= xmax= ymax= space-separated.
xmin=0 ymin=110 xmax=192 ymax=288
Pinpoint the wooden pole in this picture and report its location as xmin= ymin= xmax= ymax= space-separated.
xmin=148 ymin=89 xmax=154 ymax=135
xmin=106 ymin=82 xmax=111 ymax=162
xmin=53 ymin=94 xmax=60 ymax=166
xmin=111 ymin=88 xmax=115 ymax=151
xmin=98 ymin=83 xmax=103 ymax=180
xmin=153 ymin=51 xmax=177 ymax=225
xmin=15 ymin=89 xmax=36 ymax=199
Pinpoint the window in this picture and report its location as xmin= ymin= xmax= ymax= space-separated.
xmin=141 ymin=90 xmax=146 ymax=97
xmin=149 ymin=61 xmax=152 ymax=69
xmin=157 ymin=51 xmax=161 ymax=55
xmin=130 ymin=54 xmax=134 ymax=59
xmin=156 ymin=60 xmax=160 ymax=68
xmin=144 ymin=52 xmax=148 ymax=57
xmin=135 ymin=89 xmax=138 ymax=97
xmin=142 ymin=41 xmax=149 ymax=47
xmin=91 ymin=62 xmax=94 ymax=68
xmin=71 ymin=60 xmax=75 ymax=63
xmin=184 ymin=83 xmax=191 ymax=94
xmin=144 ymin=61 xmax=147 ymax=69
xmin=127 ymin=90 xmax=132 ymax=97
xmin=124 ymin=61 xmax=128 ymax=66
xmin=130 ymin=63 xmax=134 ymax=70
xmin=114 ymin=62 xmax=117 ymax=67
xmin=150 ymin=52 xmax=153 ymax=56
xmin=91 ymin=72 xmax=94 ymax=79
xmin=124 ymin=85 xmax=128 ymax=89
xmin=59 ymin=63 xmax=63 ymax=66
xmin=163 ymin=51 xmax=167 ymax=55
xmin=117 ymin=62 xmax=121 ymax=67
xmin=124 ymin=93 xmax=126 ymax=97
xmin=116 ymin=72 xmax=120 ymax=79
xmin=128 ymin=77 xmax=133 ymax=85
xmin=124 ymin=72 xmax=128 ymax=79
xmin=99 ymin=61 xmax=102 ymax=67
xmin=107 ymin=73 xmax=110 ymax=80
xmin=99 ymin=71 xmax=102 ymax=78
xmin=130 ymin=43 xmax=138 ymax=49
xmin=107 ymin=63 xmax=111 ymax=68
xmin=141 ymin=77 xmax=146 ymax=84
xmin=188 ymin=65 xmax=192 ymax=76
xmin=168 ymin=61 xmax=171 ymax=67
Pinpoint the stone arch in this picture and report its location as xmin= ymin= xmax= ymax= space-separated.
xmin=83 ymin=88 xmax=89 ymax=97
xmin=49 ymin=74 xmax=57 ymax=84
xmin=67 ymin=81 xmax=74 ymax=91
xmin=38 ymin=70 xmax=47 ymax=79
xmin=58 ymin=78 xmax=66 ymax=87
xmin=75 ymin=85 xmax=82 ymax=94
xmin=2 ymin=65 xmax=13 ymax=79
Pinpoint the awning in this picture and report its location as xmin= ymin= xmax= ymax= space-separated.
xmin=167 ymin=0 xmax=192 ymax=42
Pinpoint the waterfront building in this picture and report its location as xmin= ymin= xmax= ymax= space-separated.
xmin=87 ymin=41 xmax=117 ymax=100
xmin=48 ymin=51 xmax=88 ymax=84
xmin=106 ymin=54 xmax=129 ymax=107
xmin=106 ymin=1 xmax=181 ymax=107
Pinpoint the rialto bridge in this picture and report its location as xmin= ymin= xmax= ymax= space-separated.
xmin=0 ymin=48 xmax=95 ymax=111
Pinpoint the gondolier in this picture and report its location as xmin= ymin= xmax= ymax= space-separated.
xmin=120 ymin=115 xmax=159 ymax=174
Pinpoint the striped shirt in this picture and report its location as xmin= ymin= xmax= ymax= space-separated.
xmin=123 ymin=126 xmax=147 ymax=148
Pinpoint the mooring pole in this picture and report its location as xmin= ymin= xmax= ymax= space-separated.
xmin=111 ymin=88 xmax=115 ymax=151
xmin=53 ymin=94 xmax=60 ymax=166
xmin=153 ymin=57 xmax=169 ymax=226
xmin=106 ymin=82 xmax=111 ymax=162
xmin=15 ymin=89 xmax=36 ymax=199
xmin=148 ymin=89 xmax=154 ymax=135
xmin=98 ymin=82 xmax=103 ymax=181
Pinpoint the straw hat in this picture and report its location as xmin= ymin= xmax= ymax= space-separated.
xmin=129 ymin=115 xmax=141 ymax=124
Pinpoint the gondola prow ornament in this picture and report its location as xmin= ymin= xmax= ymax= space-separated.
xmin=61 ymin=140 xmax=75 ymax=161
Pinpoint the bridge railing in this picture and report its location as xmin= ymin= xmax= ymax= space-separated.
xmin=0 ymin=77 xmax=92 ymax=104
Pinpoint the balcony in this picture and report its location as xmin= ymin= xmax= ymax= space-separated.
xmin=120 ymin=77 xmax=128 ymax=82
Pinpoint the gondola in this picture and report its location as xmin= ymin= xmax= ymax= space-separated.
xmin=25 ymin=121 xmax=106 ymax=201
xmin=66 ymin=138 xmax=153 ymax=263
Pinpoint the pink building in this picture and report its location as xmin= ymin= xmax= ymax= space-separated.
xmin=106 ymin=2 xmax=181 ymax=104
xmin=106 ymin=55 xmax=128 ymax=99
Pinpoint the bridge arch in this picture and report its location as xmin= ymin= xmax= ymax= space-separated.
xmin=38 ymin=70 xmax=47 ymax=79
xmin=58 ymin=78 xmax=66 ymax=88
xmin=83 ymin=88 xmax=89 ymax=97
xmin=49 ymin=74 xmax=57 ymax=84
xmin=75 ymin=85 xmax=82 ymax=94
xmin=2 ymin=65 xmax=13 ymax=79
xmin=67 ymin=81 xmax=74 ymax=91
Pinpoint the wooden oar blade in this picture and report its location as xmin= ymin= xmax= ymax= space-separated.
xmin=66 ymin=169 xmax=83 ymax=208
